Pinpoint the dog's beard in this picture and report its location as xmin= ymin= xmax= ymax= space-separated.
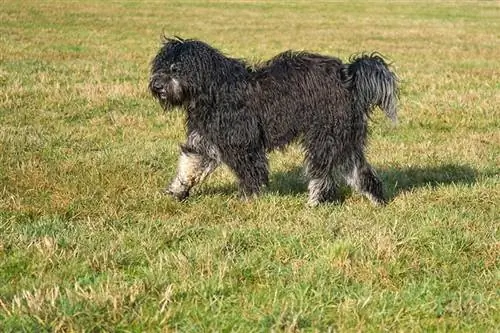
xmin=150 ymin=74 xmax=186 ymax=110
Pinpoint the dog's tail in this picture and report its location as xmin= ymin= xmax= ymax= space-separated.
xmin=346 ymin=53 xmax=399 ymax=122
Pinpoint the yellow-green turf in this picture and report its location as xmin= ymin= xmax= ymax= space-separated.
xmin=0 ymin=1 xmax=498 ymax=331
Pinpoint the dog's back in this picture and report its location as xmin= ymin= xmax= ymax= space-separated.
xmin=248 ymin=51 xmax=351 ymax=149
xmin=252 ymin=51 xmax=344 ymax=82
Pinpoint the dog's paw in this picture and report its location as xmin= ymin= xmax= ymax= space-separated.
xmin=163 ymin=187 xmax=190 ymax=201
xmin=239 ymin=192 xmax=259 ymax=202
xmin=307 ymin=199 xmax=320 ymax=207
xmin=369 ymin=195 xmax=388 ymax=206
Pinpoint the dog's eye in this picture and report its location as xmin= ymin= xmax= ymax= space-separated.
xmin=170 ymin=64 xmax=177 ymax=72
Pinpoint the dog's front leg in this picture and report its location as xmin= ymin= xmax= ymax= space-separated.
xmin=223 ymin=150 xmax=269 ymax=200
xmin=307 ymin=177 xmax=338 ymax=207
xmin=345 ymin=161 xmax=387 ymax=206
xmin=165 ymin=131 xmax=220 ymax=201
xmin=165 ymin=150 xmax=218 ymax=201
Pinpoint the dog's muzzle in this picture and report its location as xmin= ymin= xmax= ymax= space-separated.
xmin=150 ymin=74 xmax=185 ymax=107
xmin=151 ymin=79 xmax=164 ymax=94
xmin=149 ymin=74 xmax=169 ymax=98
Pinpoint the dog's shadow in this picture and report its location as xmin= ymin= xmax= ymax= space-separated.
xmin=199 ymin=167 xmax=307 ymax=198
xmin=265 ymin=163 xmax=481 ymax=202
xmin=269 ymin=167 xmax=307 ymax=196
xmin=380 ymin=163 xmax=479 ymax=200
xmin=201 ymin=163 xmax=481 ymax=202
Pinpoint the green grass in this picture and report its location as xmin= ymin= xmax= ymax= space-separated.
xmin=0 ymin=0 xmax=498 ymax=331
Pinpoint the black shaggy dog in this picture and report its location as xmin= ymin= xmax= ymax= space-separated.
xmin=149 ymin=37 xmax=398 ymax=206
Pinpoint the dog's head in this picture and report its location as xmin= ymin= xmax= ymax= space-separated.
xmin=347 ymin=53 xmax=399 ymax=122
xmin=149 ymin=37 xmax=194 ymax=109
xmin=149 ymin=37 xmax=247 ymax=110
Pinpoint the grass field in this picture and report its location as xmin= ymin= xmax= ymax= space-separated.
xmin=1 ymin=0 xmax=499 ymax=331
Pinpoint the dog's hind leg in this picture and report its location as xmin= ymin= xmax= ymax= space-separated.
xmin=344 ymin=156 xmax=386 ymax=205
xmin=304 ymin=144 xmax=338 ymax=206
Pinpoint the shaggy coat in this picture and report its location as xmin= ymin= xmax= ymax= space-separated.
xmin=149 ymin=38 xmax=398 ymax=205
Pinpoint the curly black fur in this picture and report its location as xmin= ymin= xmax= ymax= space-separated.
xmin=149 ymin=37 xmax=399 ymax=206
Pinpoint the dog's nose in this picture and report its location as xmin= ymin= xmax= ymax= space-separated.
xmin=152 ymin=80 xmax=163 ymax=91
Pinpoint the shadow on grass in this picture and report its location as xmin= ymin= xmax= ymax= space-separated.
xmin=269 ymin=167 xmax=307 ymax=196
xmin=198 ymin=182 xmax=238 ymax=197
xmin=197 ymin=163 xmax=480 ymax=202
xmin=380 ymin=163 xmax=479 ymax=200
xmin=269 ymin=163 xmax=481 ymax=202
xmin=197 ymin=168 xmax=306 ymax=198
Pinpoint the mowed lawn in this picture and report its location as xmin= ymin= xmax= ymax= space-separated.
xmin=0 ymin=1 xmax=498 ymax=331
